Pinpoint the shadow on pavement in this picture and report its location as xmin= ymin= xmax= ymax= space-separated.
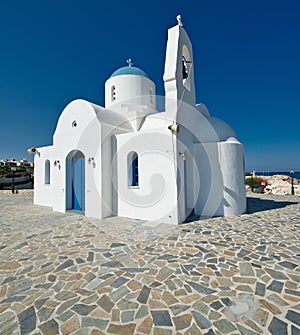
xmin=247 ymin=197 xmax=299 ymax=214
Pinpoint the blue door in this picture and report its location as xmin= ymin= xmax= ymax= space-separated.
xmin=72 ymin=157 xmax=85 ymax=210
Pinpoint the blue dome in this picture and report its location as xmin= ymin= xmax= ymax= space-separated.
xmin=110 ymin=66 xmax=148 ymax=78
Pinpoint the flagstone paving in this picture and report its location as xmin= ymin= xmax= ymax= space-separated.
xmin=0 ymin=192 xmax=299 ymax=335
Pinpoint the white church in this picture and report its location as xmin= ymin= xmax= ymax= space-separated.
xmin=32 ymin=17 xmax=246 ymax=225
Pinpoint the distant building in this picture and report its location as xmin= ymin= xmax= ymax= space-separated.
xmin=18 ymin=159 xmax=33 ymax=168
xmin=0 ymin=159 xmax=33 ymax=168
xmin=33 ymin=17 xmax=246 ymax=224
xmin=0 ymin=159 xmax=17 ymax=167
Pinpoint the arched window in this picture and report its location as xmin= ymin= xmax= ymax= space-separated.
xmin=127 ymin=152 xmax=139 ymax=187
xmin=111 ymin=85 xmax=116 ymax=102
xmin=45 ymin=160 xmax=50 ymax=185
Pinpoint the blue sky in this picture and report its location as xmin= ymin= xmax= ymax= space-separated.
xmin=0 ymin=0 xmax=299 ymax=172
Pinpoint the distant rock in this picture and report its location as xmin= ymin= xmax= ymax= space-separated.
xmin=246 ymin=174 xmax=300 ymax=196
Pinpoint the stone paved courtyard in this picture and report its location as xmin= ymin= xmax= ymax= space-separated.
xmin=0 ymin=192 xmax=299 ymax=335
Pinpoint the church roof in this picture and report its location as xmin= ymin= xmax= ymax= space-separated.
xmin=110 ymin=66 xmax=148 ymax=78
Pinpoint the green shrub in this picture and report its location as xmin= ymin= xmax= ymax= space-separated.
xmin=246 ymin=176 xmax=265 ymax=186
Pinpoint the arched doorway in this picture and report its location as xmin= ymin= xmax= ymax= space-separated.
xmin=66 ymin=150 xmax=85 ymax=211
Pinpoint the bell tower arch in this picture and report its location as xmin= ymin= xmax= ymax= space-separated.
xmin=163 ymin=16 xmax=196 ymax=112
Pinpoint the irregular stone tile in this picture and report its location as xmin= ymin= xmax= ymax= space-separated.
xmin=127 ymin=279 xmax=142 ymax=291
xmin=110 ymin=286 xmax=130 ymax=302
xmin=268 ymin=316 xmax=287 ymax=335
xmin=197 ymin=267 xmax=215 ymax=276
xmin=18 ymin=306 xmax=36 ymax=335
xmin=87 ymin=252 xmax=94 ymax=262
xmin=71 ymin=304 xmax=97 ymax=316
xmin=170 ymin=304 xmax=189 ymax=316
xmin=90 ymin=330 xmax=105 ymax=335
xmin=137 ymin=316 xmax=153 ymax=334
xmin=210 ymin=300 xmax=223 ymax=310
xmin=216 ymin=277 xmax=233 ymax=287
xmin=0 ymin=284 xmax=7 ymax=299
xmin=0 ymin=310 xmax=15 ymax=328
xmin=286 ymin=310 xmax=300 ymax=327
xmin=165 ymin=279 xmax=176 ymax=291
xmin=28 ymin=265 xmax=55 ymax=277
xmin=107 ymin=323 xmax=136 ymax=335
xmin=37 ymin=307 xmax=54 ymax=323
xmin=265 ymin=268 xmax=288 ymax=280
xmin=110 ymin=242 xmax=126 ymax=248
xmin=291 ymin=325 xmax=300 ymax=335
xmin=220 ymin=298 xmax=233 ymax=307
xmin=97 ymin=294 xmax=114 ymax=313
xmin=162 ymin=291 xmax=178 ymax=306
xmin=118 ymin=299 xmax=138 ymax=310
xmin=213 ymin=319 xmax=236 ymax=333
xmin=61 ymin=315 xmax=80 ymax=335
xmin=55 ymin=291 xmax=78 ymax=301
xmin=252 ymin=308 xmax=269 ymax=327
xmin=156 ymin=267 xmax=173 ymax=282
xmin=232 ymin=276 xmax=256 ymax=284
xmin=7 ymin=280 xmax=32 ymax=297
xmin=285 ymin=289 xmax=300 ymax=297
xmin=121 ymin=310 xmax=135 ymax=323
xmin=175 ymin=288 xmax=187 ymax=296
xmin=284 ymin=294 xmax=300 ymax=302
xmin=76 ymin=257 xmax=85 ymax=264
xmin=245 ymin=319 xmax=264 ymax=334
xmin=173 ymin=313 xmax=192 ymax=331
xmin=267 ymin=293 xmax=288 ymax=307
xmin=182 ymin=322 xmax=203 ymax=335
xmin=278 ymin=261 xmax=298 ymax=270
xmin=236 ymin=284 xmax=253 ymax=293
xmin=52 ymin=281 xmax=64 ymax=292
xmin=259 ymin=299 xmax=281 ymax=315
xmin=201 ymin=295 xmax=219 ymax=304
xmin=208 ymin=310 xmax=221 ymax=322
xmin=149 ymin=298 xmax=167 ymax=309
xmin=123 ymin=267 xmax=149 ymax=273
xmin=136 ymin=305 xmax=149 ymax=319
xmin=76 ymin=288 xmax=94 ymax=296
xmin=39 ymin=319 xmax=59 ymax=335
xmin=54 ymin=260 xmax=74 ymax=273
xmin=137 ymin=285 xmax=151 ymax=304
xmin=193 ymin=300 xmax=210 ymax=315
xmin=239 ymin=263 xmax=255 ymax=276
xmin=110 ymin=276 xmax=129 ymax=288
xmin=237 ymin=324 xmax=260 ymax=335
xmin=87 ymin=278 xmax=102 ymax=290
xmin=101 ymin=261 xmax=123 ymax=268
xmin=180 ymin=293 xmax=200 ymax=304
xmin=266 ymin=280 xmax=284 ymax=293
xmin=81 ymin=317 xmax=109 ymax=329
xmin=0 ymin=261 xmax=21 ymax=270
xmin=0 ymin=303 xmax=10 ymax=313
xmin=56 ymin=296 xmax=80 ymax=314
xmin=186 ymin=281 xmax=216 ymax=294
xmin=57 ymin=310 xmax=74 ymax=323
xmin=192 ymin=311 xmax=211 ymax=329
xmin=151 ymin=310 xmax=173 ymax=327
xmin=255 ymin=282 xmax=266 ymax=297
xmin=81 ymin=293 xmax=98 ymax=304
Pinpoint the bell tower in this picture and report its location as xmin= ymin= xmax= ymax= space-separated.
xmin=163 ymin=16 xmax=196 ymax=112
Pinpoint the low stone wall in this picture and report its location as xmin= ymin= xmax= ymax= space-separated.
xmin=246 ymin=174 xmax=299 ymax=196
xmin=0 ymin=189 xmax=34 ymax=194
